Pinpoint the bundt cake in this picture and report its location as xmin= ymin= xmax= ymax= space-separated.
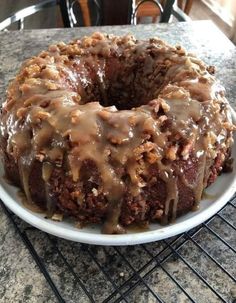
xmin=0 ymin=32 xmax=235 ymax=234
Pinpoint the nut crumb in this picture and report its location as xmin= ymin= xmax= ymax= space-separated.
xmin=92 ymin=188 xmax=98 ymax=196
xmin=52 ymin=213 xmax=63 ymax=221
xmin=36 ymin=111 xmax=51 ymax=120
xmin=35 ymin=152 xmax=45 ymax=162
xmin=98 ymin=110 xmax=111 ymax=121
xmin=166 ymin=145 xmax=178 ymax=161
xmin=71 ymin=109 xmax=82 ymax=124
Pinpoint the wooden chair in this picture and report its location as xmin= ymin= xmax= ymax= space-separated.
xmin=0 ymin=0 xmax=72 ymax=31
xmin=133 ymin=0 xmax=190 ymax=24
xmin=177 ymin=0 xmax=193 ymax=15
xmin=0 ymin=0 xmax=191 ymax=30
xmin=100 ymin=0 xmax=133 ymax=25
xmin=76 ymin=0 xmax=190 ymax=26
xmin=161 ymin=0 xmax=191 ymax=22
xmin=77 ymin=0 xmax=91 ymax=26
xmin=135 ymin=0 xmax=163 ymax=24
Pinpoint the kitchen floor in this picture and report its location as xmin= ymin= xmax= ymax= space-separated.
xmin=0 ymin=0 xmax=232 ymax=38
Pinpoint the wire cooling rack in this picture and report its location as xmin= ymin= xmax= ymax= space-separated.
xmin=1 ymin=194 xmax=236 ymax=303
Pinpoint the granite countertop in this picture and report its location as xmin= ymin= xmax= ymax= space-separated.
xmin=0 ymin=21 xmax=236 ymax=303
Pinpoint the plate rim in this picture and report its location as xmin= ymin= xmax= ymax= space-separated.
xmin=0 ymin=108 xmax=235 ymax=246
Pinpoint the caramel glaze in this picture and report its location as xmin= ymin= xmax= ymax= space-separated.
xmin=0 ymin=33 xmax=235 ymax=234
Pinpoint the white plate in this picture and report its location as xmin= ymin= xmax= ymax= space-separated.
xmin=0 ymin=110 xmax=235 ymax=246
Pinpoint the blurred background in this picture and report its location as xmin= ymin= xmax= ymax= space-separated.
xmin=0 ymin=0 xmax=235 ymax=43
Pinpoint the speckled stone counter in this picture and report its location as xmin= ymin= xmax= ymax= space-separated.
xmin=0 ymin=21 xmax=236 ymax=303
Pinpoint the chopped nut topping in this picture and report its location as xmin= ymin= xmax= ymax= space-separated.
xmin=82 ymin=37 xmax=93 ymax=47
xmin=166 ymin=145 xmax=178 ymax=161
xmin=107 ymin=134 xmax=123 ymax=145
xmin=158 ymin=115 xmax=168 ymax=124
xmin=98 ymin=110 xmax=111 ymax=120
xmin=160 ymin=99 xmax=170 ymax=112
xmin=164 ymin=59 xmax=172 ymax=66
xmin=181 ymin=137 xmax=195 ymax=159
xmin=199 ymin=76 xmax=208 ymax=83
xmin=48 ymin=45 xmax=59 ymax=52
xmin=153 ymin=209 xmax=164 ymax=219
xmin=71 ymin=191 xmax=81 ymax=199
xmin=16 ymin=108 xmax=28 ymax=119
xmin=35 ymin=111 xmax=51 ymax=120
xmin=92 ymin=32 xmax=105 ymax=40
xmin=52 ymin=213 xmax=63 ymax=221
xmin=128 ymin=115 xmax=138 ymax=126
xmin=134 ymin=142 xmax=156 ymax=160
xmin=207 ymin=65 xmax=215 ymax=74
xmin=70 ymin=109 xmax=82 ymax=124
xmin=24 ymin=64 xmax=41 ymax=78
xmin=45 ymin=81 xmax=58 ymax=90
xmin=41 ymin=66 xmax=59 ymax=80
xmin=92 ymin=188 xmax=98 ymax=196
xmin=35 ymin=152 xmax=45 ymax=162
xmin=72 ymin=95 xmax=81 ymax=104
xmin=147 ymin=151 xmax=160 ymax=164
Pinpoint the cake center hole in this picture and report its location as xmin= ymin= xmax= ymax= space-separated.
xmin=76 ymin=57 xmax=166 ymax=110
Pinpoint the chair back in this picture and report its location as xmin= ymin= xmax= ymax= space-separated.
xmin=0 ymin=0 xmax=190 ymax=31
xmin=101 ymin=0 xmax=133 ymax=25
xmin=0 ymin=0 xmax=72 ymax=31
xmin=97 ymin=0 xmax=188 ymax=25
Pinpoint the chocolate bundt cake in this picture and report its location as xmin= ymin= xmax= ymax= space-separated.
xmin=0 ymin=32 xmax=235 ymax=234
